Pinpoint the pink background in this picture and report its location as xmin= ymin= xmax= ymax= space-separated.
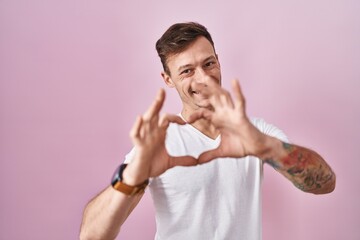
xmin=1 ymin=0 xmax=359 ymax=239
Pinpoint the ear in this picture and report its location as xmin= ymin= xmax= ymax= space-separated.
xmin=161 ymin=72 xmax=175 ymax=88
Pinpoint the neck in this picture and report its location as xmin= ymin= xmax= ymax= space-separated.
xmin=181 ymin=108 xmax=219 ymax=140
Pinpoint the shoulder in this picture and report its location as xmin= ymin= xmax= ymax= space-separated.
xmin=123 ymin=147 xmax=136 ymax=164
xmin=250 ymin=117 xmax=271 ymax=130
xmin=250 ymin=117 xmax=289 ymax=143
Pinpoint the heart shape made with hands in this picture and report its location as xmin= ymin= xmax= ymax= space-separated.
xmin=127 ymin=79 xmax=269 ymax=182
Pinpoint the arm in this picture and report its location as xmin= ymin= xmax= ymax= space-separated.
xmin=79 ymin=186 xmax=144 ymax=240
xmin=188 ymin=79 xmax=336 ymax=194
xmin=80 ymin=89 xmax=197 ymax=240
xmin=262 ymin=140 xmax=335 ymax=194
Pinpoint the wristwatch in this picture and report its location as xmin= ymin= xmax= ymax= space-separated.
xmin=111 ymin=163 xmax=149 ymax=196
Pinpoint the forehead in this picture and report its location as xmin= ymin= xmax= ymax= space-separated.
xmin=167 ymin=37 xmax=216 ymax=71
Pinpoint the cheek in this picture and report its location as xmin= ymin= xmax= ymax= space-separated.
xmin=213 ymin=69 xmax=222 ymax=82
xmin=178 ymin=79 xmax=192 ymax=92
xmin=205 ymin=69 xmax=220 ymax=83
xmin=213 ymin=66 xmax=221 ymax=76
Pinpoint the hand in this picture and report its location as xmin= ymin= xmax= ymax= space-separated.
xmin=123 ymin=89 xmax=198 ymax=185
xmin=188 ymin=79 xmax=271 ymax=164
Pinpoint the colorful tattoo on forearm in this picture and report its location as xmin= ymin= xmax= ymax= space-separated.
xmin=265 ymin=142 xmax=335 ymax=193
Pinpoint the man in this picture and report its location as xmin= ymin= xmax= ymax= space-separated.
xmin=80 ymin=22 xmax=335 ymax=240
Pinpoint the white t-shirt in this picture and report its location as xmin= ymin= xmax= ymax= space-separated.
xmin=124 ymin=118 xmax=288 ymax=240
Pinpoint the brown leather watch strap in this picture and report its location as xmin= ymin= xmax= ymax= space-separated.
xmin=113 ymin=180 xmax=149 ymax=196
xmin=111 ymin=163 xmax=149 ymax=196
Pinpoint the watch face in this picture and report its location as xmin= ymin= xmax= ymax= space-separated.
xmin=111 ymin=164 xmax=127 ymax=186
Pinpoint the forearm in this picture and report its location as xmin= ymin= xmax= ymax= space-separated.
xmin=261 ymin=137 xmax=336 ymax=194
xmin=80 ymin=186 xmax=143 ymax=240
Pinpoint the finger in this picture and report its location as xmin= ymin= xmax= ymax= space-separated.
xmin=232 ymin=79 xmax=246 ymax=111
xmin=169 ymin=155 xmax=198 ymax=168
xmin=218 ymin=92 xmax=234 ymax=108
xmin=143 ymin=89 xmax=165 ymax=120
xmin=187 ymin=109 xmax=213 ymax=123
xmin=159 ymin=114 xmax=186 ymax=128
xmin=198 ymin=148 xmax=222 ymax=164
xmin=205 ymin=80 xmax=234 ymax=108
xmin=202 ymin=78 xmax=223 ymax=96
xmin=129 ymin=116 xmax=143 ymax=142
xmin=143 ymin=118 xmax=152 ymax=137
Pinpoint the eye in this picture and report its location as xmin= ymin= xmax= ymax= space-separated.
xmin=204 ymin=61 xmax=216 ymax=68
xmin=180 ymin=69 xmax=193 ymax=75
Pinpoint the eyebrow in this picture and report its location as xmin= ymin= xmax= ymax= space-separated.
xmin=177 ymin=64 xmax=193 ymax=74
xmin=177 ymin=56 xmax=217 ymax=74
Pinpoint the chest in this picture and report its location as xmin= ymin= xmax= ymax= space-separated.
xmin=151 ymin=157 xmax=262 ymax=197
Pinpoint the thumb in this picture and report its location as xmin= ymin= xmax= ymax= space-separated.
xmin=187 ymin=109 xmax=213 ymax=123
xmin=198 ymin=148 xmax=222 ymax=164
xmin=169 ymin=155 xmax=198 ymax=168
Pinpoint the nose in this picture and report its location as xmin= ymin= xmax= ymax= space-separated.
xmin=190 ymin=69 xmax=211 ymax=93
xmin=194 ymin=68 xmax=211 ymax=84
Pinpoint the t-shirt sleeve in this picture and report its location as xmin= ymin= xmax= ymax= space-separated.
xmin=122 ymin=147 xmax=155 ymax=184
xmin=250 ymin=117 xmax=289 ymax=143
xmin=123 ymin=147 xmax=136 ymax=164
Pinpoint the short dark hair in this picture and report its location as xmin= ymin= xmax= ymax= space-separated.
xmin=155 ymin=22 xmax=215 ymax=75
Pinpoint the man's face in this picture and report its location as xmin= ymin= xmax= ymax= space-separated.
xmin=162 ymin=36 xmax=221 ymax=112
